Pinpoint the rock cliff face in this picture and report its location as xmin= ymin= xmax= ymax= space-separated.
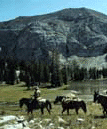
xmin=0 ymin=8 xmax=107 ymax=68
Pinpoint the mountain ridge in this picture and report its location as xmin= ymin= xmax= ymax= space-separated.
xmin=0 ymin=7 xmax=107 ymax=69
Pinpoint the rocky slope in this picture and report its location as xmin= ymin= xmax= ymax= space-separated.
xmin=0 ymin=7 xmax=107 ymax=68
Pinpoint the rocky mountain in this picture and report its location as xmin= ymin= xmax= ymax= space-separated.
xmin=0 ymin=7 xmax=107 ymax=69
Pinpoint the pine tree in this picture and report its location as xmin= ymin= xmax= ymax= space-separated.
xmin=38 ymin=61 xmax=44 ymax=85
xmin=33 ymin=62 xmax=39 ymax=82
xmin=0 ymin=59 xmax=5 ymax=82
xmin=51 ymin=49 xmax=62 ymax=87
xmin=89 ymin=67 xmax=97 ymax=79
xmin=61 ymin=66 xmax=68 ymax=84
xmin=71 ymin=60 xmax=80 ymax=80
xmin=102 ymin=67 xmax=107 ymax=78
xmin=43 ymin=62 xmax=50 ymax=82
xmin=19 ymin=60 xmax=27 ymax=71
xmin=25 ymin=72 xmax=31 ymax=90
xmin=6 ymin=60 xmax=16 ymax=85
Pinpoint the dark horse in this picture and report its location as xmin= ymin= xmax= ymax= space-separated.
xmin=19 ymin=98 xmax=52 ymax=115
xmin=94 ymin=91 xmax=107 ymax=115
xmin=61 ymin=98 xmax=87 ymax=115
xmin=54 ymin=96 xmax=87 ymax=114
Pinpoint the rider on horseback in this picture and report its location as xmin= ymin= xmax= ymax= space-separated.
xmin=34 ymin=86 xmax=41 ymax=100
xmin=31 ymin=86 xmax=41 ymax=105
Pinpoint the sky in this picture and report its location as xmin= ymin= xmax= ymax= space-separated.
xmin=0 ymin=0 xmax=107 ymax=22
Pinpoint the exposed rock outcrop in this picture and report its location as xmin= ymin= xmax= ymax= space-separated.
xmin=0 ymin=8 xmax=107 ymax=68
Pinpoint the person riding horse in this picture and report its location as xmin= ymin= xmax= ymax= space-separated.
xmin=19 ymin=86 xmax=52 ymax=115
xmin=31 ymin=86 xmax=41 ymax=106
xmin=33 ymin=86 xmax=41 ymax=100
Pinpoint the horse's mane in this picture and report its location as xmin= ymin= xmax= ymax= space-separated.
xmin=20 ymin=98 xmax=31 ymax=100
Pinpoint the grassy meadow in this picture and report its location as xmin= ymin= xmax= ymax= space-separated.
xmin=0 ymin=81 xmax=107 ymax=128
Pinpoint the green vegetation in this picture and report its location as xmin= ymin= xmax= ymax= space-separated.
xmin=0 ymin=57 xmax=107 ymax=90
xmin=0 ymin=82 xmax=107 ymax=129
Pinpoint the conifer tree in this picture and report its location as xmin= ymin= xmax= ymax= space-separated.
xmin=38 ymin=61 xmax=44 ymax=85
xmin=6 ymin=59 xmax=16 ymax=85
xmin=0 ymin=59 xmax=5 ymax=82
xmin=43 ymin=62 xmax=50 ymax=82
xmin=89 ymin=67 xmax=97 ymax=79
xmin=25 ymin=71 xmax=31 ymax=90
xmin=102 ymin=67 xmax=107 ymax=78
xmin=61 ymin=66 xmax=68 ymax=84
xmin=51 ymin=49 xmax=62 ymax=87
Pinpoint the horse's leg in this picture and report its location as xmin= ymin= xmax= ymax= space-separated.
xmin=104 ymin=106 xmax=107 ymax=114
xmin=62 ymin=107 xmax=66 ymax=115
xmin=27 ymin=109 xmax=30 ymax=115
xmin=27 ymin=111 xmax=29 ymax=115
xmin=41 ymin=108 xmax=44 ymax=115
xmin=102 ymin=106 xmax=105 ymax=115
xmin=104 ymin=109 xmax=107 ymax=116
xmin=46 ymin=107 xmax=50 ymax=114
xmin=31 ymin=110 xmax=33 ymax=114
xmin=106 ymin=109 xmax=107 ymax=114
xmin=75 ymin=108 xmax=79 ymax=114
xmin=29 ymin=109 xmax=34 ymax=118
xmin=27 ymin=108 xmax=33 ymax=116
xmin=67 ymin=108 xmax=69 ymax=115
xmin=103 ymin=110 xmax=106 ymax=116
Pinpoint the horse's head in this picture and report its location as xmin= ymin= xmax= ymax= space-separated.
xmin=19 ymin=99 xmax=23 ymax=108
xmin=81 ymin=101 xmax=87 ymax=113
xmin=54 ymin=96 xmax=59 ymax=104
xmin=93 ymin=91 xmax=99 ymax=103
xmin=54 ymin=96 xmax=65 ymax=104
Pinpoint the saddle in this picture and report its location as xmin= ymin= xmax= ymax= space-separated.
xmin=32 ymin=97 xmax=46 ymax=103
xmin=37 ymin=97 xmax=42 ymax=101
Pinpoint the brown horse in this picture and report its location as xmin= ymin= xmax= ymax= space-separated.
xmin=19 ymin=98 xmax=52 ymax=115
xmin=61 ymin=98 xmax=87 ymax=115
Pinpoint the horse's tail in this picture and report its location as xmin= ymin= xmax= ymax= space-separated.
xmin=46 ymin=100 xmax=52 ymax=110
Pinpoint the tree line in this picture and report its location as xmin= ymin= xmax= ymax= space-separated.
xmin=0 ymin=54 xmax=107 ymax=88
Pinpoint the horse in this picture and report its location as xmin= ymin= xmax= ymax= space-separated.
xmin=94 ymin=91 xmax=107 ymax=115
xmin=19 ymin=98 xmax=52 ymax=115
xmin=62 ymin=98 xmax=87 ymax=115
xmin=61 ymin=98 xmax=87 ymax=115
xmin=27 ymin=99 xmax=52 ymax=115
